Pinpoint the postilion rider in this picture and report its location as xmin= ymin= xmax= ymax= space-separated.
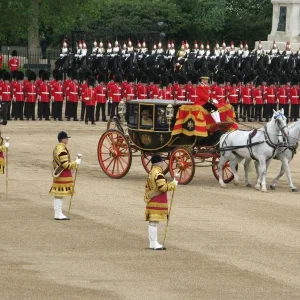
xmin=0 ymin=136 xmax=9 ymax=175
xmin=49 ymin=131 xmax=81 ymax=220
xmin=144 ymin=154 xmax=178 ymax=250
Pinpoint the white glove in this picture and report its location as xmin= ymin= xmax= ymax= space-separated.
xmin=173 ymin=178 xmax=178 ymax=186
xmin=4 ymin=142 xmax=9 ymax=148
xmin=75 ymin=158 xmax=81 ymax=165
xmin=212 ymin=99 xmax=219 ymax=104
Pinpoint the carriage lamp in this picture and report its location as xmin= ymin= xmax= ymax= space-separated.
xmin=166 ymin=104 xmax=174 ymax=131
xmin=118 ymin=99 xmax=127 ymax=124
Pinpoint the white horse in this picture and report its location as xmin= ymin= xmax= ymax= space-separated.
xmin=218 ymin=109 xmax=289 ymax=192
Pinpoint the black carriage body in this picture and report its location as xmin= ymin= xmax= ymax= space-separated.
xmin=126 ymin=99 xmax=222 ymax=151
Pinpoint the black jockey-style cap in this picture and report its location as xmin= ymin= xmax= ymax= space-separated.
xmin=58 ymin=131 xmax=71 ymax=141
xmin=151 ymin=154 xmax=162 ymax=164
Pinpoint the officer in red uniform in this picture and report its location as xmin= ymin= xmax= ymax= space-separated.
xmin=214 ymin=76 xmax=226 ymax=105
xmin=149 ymin=75 xmax=160 ymax=99
xmin=253 ymin=78 xmax=264 ymax=122
xmin=106 ymin=74 xmax=115 ymax=116
xmin=65 ymin=72 xmax=79 ymax=121
xmin=289 ymin=76 xmax=299 ymax=121
xmin=110 ymin=74 xmax=123 ymax=118
xmin=264 ymin=77 xmax=277 ymax=122
xmin=38 ymin=72 xmax=51 ymax=120
xmin=0 ymin=72 xmax=12 ymax=120
xmin=10 ymin=70 xmax=18 ymax=119
xmin=51 ymin=72 xmax=64 ymax=121
xmin=13 ymin=71 xmax=25 ymax=120
xmin=124 ymin=73 xmax=136 ymax=101
xmin=174 ymin=75 xmax=186 ymax=101
xmin=158 ymin=76 xmax=172 ymax=99
xmin=187 ymin=75 xmax=199 ymax=103
xmin=25 ymin=72 xmax=37 ymax=120
xmin=8 ymin=50 xmax=19 ymax=73
xmin=80 ymin=75 xmax=88 ymax=121
xmin=136 ymin=76 xmax=148 ymax=100
xmin=63 ymin=69 xmax=73 ymax=119
xmin=240 ymin=76 xmax=253 ymax=122
xmin=83 ymin=76 xmax=96 ymax=124
xmin=227 ymin=76 xmax=240 ymax=120
xmin=95 ymin=73 xmax=107 ymax=122
xmin=277 ymin=75 xmax=289 ymax=120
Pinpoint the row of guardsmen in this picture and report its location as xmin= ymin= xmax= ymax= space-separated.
xmin=0 ymin=69 xmax=299 ymax=123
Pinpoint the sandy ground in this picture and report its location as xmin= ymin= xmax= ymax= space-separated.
xmin=1 ymin=119 xmax=300 ymax=300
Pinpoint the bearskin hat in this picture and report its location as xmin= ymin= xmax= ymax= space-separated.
xmin=217 ymin=76 xmax=225 ymax=85
xmin=38 ymin=69 xmax=45 ymax=78
xmin=260 ymin=74 xmax=267 ymax=83
xmin=230 ymin=76 xmax=238 ymax=85
xmin=42 ymin=71 xmax=50 ymax=81
xmin=168 ymin=75 xmax=173 ymax=84
xmin=55 ymin=72 xmax=63 ymax=81
xmin=97 ymin=73 xmax=105 ymax=83
xmin=52 ymin=69 xmax=59 ymax=79
xmin=292 ymin=76 xmax=299 ymax=86
xmin=256 ymin=78 xmax=262 ymax=87
xmin=12 ymin=70 xmax=18 ymax=79
xmin=153 ymin=75 xmax=160 ymax=85
xmin=178 ymin=75 xmax=186 ymax=85
xmin=114 ymin=74 xmax=122 ymax=83
xmin=225 ymin=73 xmax=231 ymax=83
xmin=11 ymin=50 xmax=17 ymax=57
xmin=87 ymin=76 xmax=96 ymax=87
xmin=16 ymin=71 xmax=24 ymax=81
xmin=2 ymin=71 xmax=11 ymax=81
xmin=187 ymin=73 xmax=193 ymax=83
xmin=243 ymin=75 xmax=251 ymax=85
xmin=279 ymin=75 xmax=287 ymax=85
xmin=67 ymin=68 xmax=75 ymax=78
xmin=268 ymin=77 xmax=275 ymax=85
xmin=127 ymin=73 xmax=134 ymax=83
xmin=141 ymin=75 xmax=148 ymax=84
xmin=71 ymin=71 xmax=78 ymax=81
xmin=28 ymin=71 xmax=36 ymax=82
xmin=192 ymin=74 xmax=199 ymax=85
xmin=161 ymin=76 xmax=169 ymax=87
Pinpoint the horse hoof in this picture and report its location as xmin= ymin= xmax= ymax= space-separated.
xmin=233 ymin=180 xmax=239 ymax=186
xmin=221 ymin=185 xmax=227 ymax=189
xmin=269 ymin=185 xmax=276 ymax=190
xmin=261 ymin=188 xmax=268 ymax=193
xmin=291 ymin=188 xmax=298 ymax=192
xmin=255 ymin=184 xmax=260 ymax=191
xmin=246 ymin=183 xmax=252 ymax=188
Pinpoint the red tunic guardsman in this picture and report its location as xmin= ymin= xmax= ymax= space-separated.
xmin=83 ymin=77 xmax=96 ymax=124
xmin=0 ymin=72 xmax=12 ymax=120
xmin=277 ymin=76 xmax=289 ymax=118
xmin=253 ymin=78 xmax=264 ymax=121
xmin=25 ymin=72 xmax=37 ymax=120
xmin=174 ymin=75 xmax=187 ymax=101
xmin=124 ymin=74 xmax=136 ymax=101
xmin=214 ymin=76 xmax=226 ymax=105
xmin=94 ymin=73 xmax=107 ymax=122
xmin=38 ymin=72 xmax=51 ymax=120
xmin=137 ymin=76 xmax=148 ymax=100
xmin=110 ymin=74 xmax=123 ymax=118
xmin=158 ymin=76 xmax=172 ymax=100
xmin=79 ymin=80 xmax=88 ymax=121
xmin=289 ymin=76 xmax=299 ymax=121
xmin=51 ymin=72 xmax=64 ymax=121
xmin=227 ymin=76 xmax=240 ymax=119
xmin=265 ymin=77 xmax=277 ymax=121
xmin=65 ymin=73 xmax=79 ymax=121
xmin=13 ymin=71 xmax=25 ymax=120
xmin=240 ymin=76 xmax=253 ymax=121
xmin=8 ymin=50 xmax=19 ymax=72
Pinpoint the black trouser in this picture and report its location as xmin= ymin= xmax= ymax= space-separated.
xmin=65 ymin=100 xmax=70 ymax=118
xmin=53 ymin=101 xmax=63 ymax=120
xmin=26 ymin=102 xmax=36 ymax=120
xmin=96 ymin=103 xmax=107 ymax=121
xmin=264 ymin=103 xmax=277 ymax=121
xmin=80 ymin=102 xmax=86 ymax=121
xmin=107 ymin=101 xmax=112 ymax=117
xmin=110 ymin=102 xmax=119 ymax=119
xmin=37 ymin=101 xmax=42 ymax=119
xmin=24 ymin=102 xmax=28 ymax=118
xmin=15 ymin=101 xmax=24 ymax=120
xmin=242 ymin=104 xmax=251 ymax=121
xmin=11 ymin=101 xmax=16 ymax=118
xmin=5 ymin=102 xmax=11 ymax=120
xmin=290 ymin=104 xmax=299 ymax=121
xmin=40 ymin=102 xmax=50 ymax=120
xmin=254 ymin=104 xmax=263 ymax=121
xmin=68 ymin=102 xmax=78 ymax=120
xmin=279 ymin=103 xmax=289 ymax=120
xmin=51 ymin=101 xmax=54 ymax=117
xmin=85 ymin=105 xmax=95 ymax=123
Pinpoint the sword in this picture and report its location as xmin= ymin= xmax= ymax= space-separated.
xmin=68 ymin=153 xmax=82 ymax=215
xmin=163 ymin=173 xmax=180 ymax=249
xmin=5 ymin=137 xmax=9 ymax=200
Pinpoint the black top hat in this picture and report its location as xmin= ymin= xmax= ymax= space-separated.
xmin=57 ymin=131 xmax=71 ymax=141
xmin=151 ymin=154 xmax=162 ymax=164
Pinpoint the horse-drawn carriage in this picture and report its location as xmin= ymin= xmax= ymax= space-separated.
xmin=97 ymin=99 xmax=238 ymax=184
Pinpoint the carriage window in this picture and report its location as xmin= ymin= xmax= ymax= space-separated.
xmin=128 ymin=104 xmax=138 ymax=126
xmin=156 ymin=106 xmax=168 ymax=129
xmin=139 ymin=104 xmax=154 ymax=130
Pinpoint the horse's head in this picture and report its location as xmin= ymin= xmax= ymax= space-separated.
xmin=273 ymin=108 xmax=289 ymax=139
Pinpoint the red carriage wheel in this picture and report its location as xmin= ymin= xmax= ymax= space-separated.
xmin=141 ymin=152 xmax=169 ymax=175
xmin=98 ymin=129 xmax=132 ymax=179
xmin=169 ymin=148 xmax=195 ymax=185
xmin=212 ymin=156 xmax=237 ymax=183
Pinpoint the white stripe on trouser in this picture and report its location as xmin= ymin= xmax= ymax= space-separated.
xmin=148 ymin=221 xmax=163 ymax=249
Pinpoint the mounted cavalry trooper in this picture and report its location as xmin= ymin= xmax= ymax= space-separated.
xmin=198 ymin=41 xmax=205 ymax=57
xmin=192 ymin=40 xmax=199 ymax=54
xmin=121 ymin=41 xmax=127 ymax=55
xmin=255 ymin=40 xmax=265 ymax=56
xmin=127 ymin=38 xmax=134 ymax=53
xmin=75 ymin=41 xmax=83 ymax=58
xmin=106 ymin=40 xmax=113 ymax=55
xmin=269 ymin=41 xmax=280 ymax=56
xmin=228 ymin=41 xmax=236 ymax=57
xmin=157 ymin=41 xmax=164 ymax=55
xmin=141 ymin=39 xmax=148 ymax=55
xmin=177 ymin=41 xmax=186 ymax=59
xmin=151 ymin=41 xmax=157 ymax=55
xmin=166 ymin=40 xmax=176 ymax=58
xmin=220 ymin=40 xmax=227 ymax=56
xmin=214 ymin=41 xmax=221 ymax=57
xmin=144 ymin=154 xmax=177 ymax=250
xmin=50 ymin=131 xmax=81 ymax=220
xmin=60 ymin=39 xmax=69 ymax=58
xmin=205 ymin=42 xmax=211 ymax=57
xmin=113 ymin=39 xmax=120 ymax=55
xmin=237 ymin=41 xmax=244 ymax=56
xmin=91 ymin=40 xmax=99 ymax=56
xmin=98 ymin=40 xmax=105 ymax=55
xmin=282 ymin=41 xmax=293 ymax=58
xmin=242 ymin=41 xmax=250 ymax=58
